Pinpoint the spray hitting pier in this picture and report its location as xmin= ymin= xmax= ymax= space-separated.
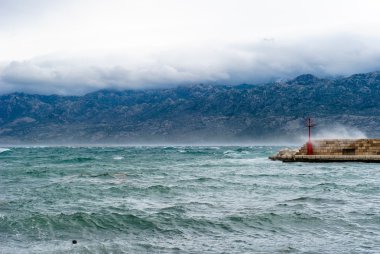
xmin=269 ymin=118 xmax=380 ymax=162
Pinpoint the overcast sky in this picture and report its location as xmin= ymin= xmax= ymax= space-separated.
xmin=1 ymin=0 xmax=380 ymax=95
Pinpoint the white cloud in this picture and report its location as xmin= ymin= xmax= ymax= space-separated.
xmin=1 ymin=0 xmax=380 ymax=94
xmin=1 ymin=34 xmax=380 ymax=95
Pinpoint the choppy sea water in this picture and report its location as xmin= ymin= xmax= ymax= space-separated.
xmin=0 ymin=146 xmax=379 ymax=253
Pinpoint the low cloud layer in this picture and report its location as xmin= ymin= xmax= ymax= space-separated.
xmin=1 ymin=34 xmax=380 ymax=95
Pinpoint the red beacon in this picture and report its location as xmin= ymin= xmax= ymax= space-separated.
xmin=305 ymin=117 xmax=316 ymax=155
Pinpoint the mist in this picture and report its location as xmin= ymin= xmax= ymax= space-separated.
xmin=314 ymin=125 xmax=367 ymax=140
xmin=291 ymin=125 xmax=368 ymax=146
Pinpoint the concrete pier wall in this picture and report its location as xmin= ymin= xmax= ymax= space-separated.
xmin=297 ymin=139 xmax=380 ymax=156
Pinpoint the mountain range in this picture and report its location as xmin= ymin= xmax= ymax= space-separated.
xmin=1 ymin=71 xmax=380 ymax=144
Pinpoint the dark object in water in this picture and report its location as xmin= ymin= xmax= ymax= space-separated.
xmin=72 ymin=240 xmax=77 ymax=244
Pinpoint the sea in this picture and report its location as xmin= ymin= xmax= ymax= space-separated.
xmin=0 ymin=146 xmax=379 ymax=253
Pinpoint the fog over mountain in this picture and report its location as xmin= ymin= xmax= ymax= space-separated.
xmin=1 ymin=71 xmax=379 ymax=144
xmin=2 ymin=34 xmax=380 ymax=95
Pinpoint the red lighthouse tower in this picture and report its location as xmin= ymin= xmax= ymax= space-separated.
xmin=306 ymin=117 xmax=315 ymax=155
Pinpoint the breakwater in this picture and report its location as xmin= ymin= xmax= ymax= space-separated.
xmin=270 ymin=139 xmax=380 ymax=162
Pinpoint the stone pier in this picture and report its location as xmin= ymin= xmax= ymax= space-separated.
xmin=270 ymin=139 xmax=380 ymax=162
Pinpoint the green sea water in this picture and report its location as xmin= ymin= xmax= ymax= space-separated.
xmin=0 ymin=146 xmax=379 ymax=253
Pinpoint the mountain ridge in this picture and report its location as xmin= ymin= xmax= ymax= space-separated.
xmin=1 ymin=71 xmax=380 ymax=144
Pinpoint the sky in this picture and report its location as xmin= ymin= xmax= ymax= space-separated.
xmin=1 ymin=0 xmax=380 ymax=95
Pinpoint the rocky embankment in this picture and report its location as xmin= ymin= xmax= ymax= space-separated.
xmin=269 ymin=148 xmax=300 ymax=162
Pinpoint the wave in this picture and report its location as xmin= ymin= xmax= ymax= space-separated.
xmin=87 ymin=172 xmax=113 ymax=178
xmin=226 ymin=211 xmax=324 ymax=230
xmin=0 ymin=148 xmax=10 ymax=154
xmin=223 ymin=149 xmax=251 ymax=158
xmin=145 ymin=185 xmax=172 ymax=193
xmin=81 ymin=172 xmax=127 ymax=179
xmin=224 ymin=158 xmax=270 ymax=165
xmin=0 ymin=212 xmax=164 ymax=234
xmin=26 ymin=169 xmax=48 ymax=176
xmin=59 ymin=157 xmax=95 ymax=163
xmin=286 ymin=197 xmax=346 ymax=204
xmin=159 ymin=205 xmax=187 ymax=214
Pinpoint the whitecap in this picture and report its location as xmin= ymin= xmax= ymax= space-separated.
xmin=112 ymin=173 xmax=127 ymax=184
xmin=0 ymin=148 xmax=10 ymax=153
xmin=113 ymin=173 xmax=127 ymax=179
xmin=113 ymin=156 xmax=124 ymax=160
xmin=223 ymin=150 xmax=242 ymax=158
xmin=226 ymin=157 xmax=269 ymax=164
